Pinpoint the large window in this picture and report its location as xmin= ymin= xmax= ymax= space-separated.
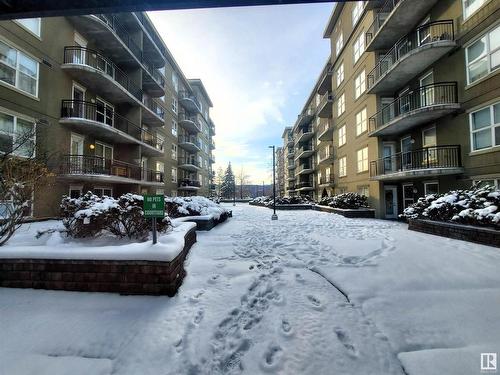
xmin=338 ymin=124 xmax=346 ymax=147
xmin=470 ymin=101 xmax=500 ymax=151
xmin=336 ymin=63 xmax=344 ymax=87
xmin=339 ymin=156 xmax=347 ymax=177
xmin=357 ymin=146 xmax=369 ymax=172
xmin=171 ymin=143 xmax=177 ymax=160
xmin=355 ymin=108 xmax=367 ymax=135
xmin=171 ymin=119 xmax=178 ymax=136
xmin=15 ymin=18 xmax=41 ymax=37
xmin=352 ymin=1 xmax=364 ymax=26
xmin=463 ymin=0 xmax=487 ymax=19
xmin=171 ymin=98 xmax=178 ymax=113
xmin=171 ymin=167 xmax=177 ymax=183
xmin=337 ymin=93 xmax=345 ymax=116
xmin=336 ymin=32 xmax=344 ymax=56
xmin=466 ymin=24 xmax=500 ymax=84
xmin=172 ymin=72 xmax=179 ymax=92
xmin=354 ymin=70 xmax=366 ymax=99
xmin=353 ymin=32 xmax=365 ymax=64
xmin=0 ymin=111 xmax=35 ymax=157
xmin=0 ymin=40 xmax=39 ymax=97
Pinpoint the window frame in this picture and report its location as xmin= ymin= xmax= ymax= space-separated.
xmin=0 ymin=109 xmax=36 ymax=158
xmin=352 ymin=1 xmax=364 ymax=27
xmin=465 ymin=23 xmax=500 ymax=85
xmin=469 ymin=101 xmax=500 ymax=152
xmin=14 ymin=18 xmax=42 ymax=38
xmin=355 ymin=107 xmax=367 ymax=136
xmin=336 ymin=62 xmax=344 ymax=87
xmin=462 ymin=0 xmax=488 ymax=20
xmin=337 ymin=93 xmax=345 ymax=116
xmin=357 ymin=146 xmax=369 ymax=173
xmin=338 ymin=124 xmax=346 ymax=147
xmin=336 ymin=32 xmax=344 ymax=56
xmin=354 ymin=69 xmax=366 ymax=99
xmin=339 ymin=156 xmax=347 ymax=177
xmin=353 ymin=32 xmax=365 ymax=64
xmin=171 ymin=166 xmax=177 ymax=183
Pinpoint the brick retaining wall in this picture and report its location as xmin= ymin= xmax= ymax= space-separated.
xmin=0 ymin=228 xmax=197 ymax=296
xmin=313 ymin=205 xmax=375 ymax=218
xmin=408 ymin=219 xmax=500 ymax=248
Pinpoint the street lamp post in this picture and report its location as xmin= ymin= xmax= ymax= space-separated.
xmin=233 ymin=176 xmax=236 ymax=206
xmin=269 ymin=145 xmax=278 ymax=220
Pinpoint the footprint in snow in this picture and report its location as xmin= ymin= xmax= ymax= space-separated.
xmin=189 ymin=290 xmax=205 ymax=303
xmin=295 ymin=273 xmax=305 ymax=283
xmin=307 ymin=295 xmax=324 ymax=311
xmin=193 ymin=309 xmax=204 ymax=324
xmin=173 ymin=338 xmax=183 ymax=353
xmin=280 ymin=317 xmax=294 ymax=337
xmin=208 ymin=274 xmax=220 ymax=284
xmin=334 ymin=327 xmax=358 ymax=357
xmin=259 ymin=344 xmax=284 ymax=372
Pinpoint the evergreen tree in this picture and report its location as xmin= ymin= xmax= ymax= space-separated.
xmin=220 ymin=162 xmax=235 ymax=199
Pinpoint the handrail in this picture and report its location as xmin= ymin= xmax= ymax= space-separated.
xmin=368 ymin=82 xmax=458 ymax=133
xmin=319 ymin=145 xmax=334 ymax=161
xmin=367 ymin=20 xmax=455 ymax=89
xmin=178 ymin=135 xmax=201 ymax=148
xmin=369 ymin=145 xmax=462 ymax=177
xmin=178 ymin=157 xmax=200 ymax=167
xmin=365 ymin=0 xmax=403 ymax=45
xmin=178 ymin=179 xmax=201 ymax=188
xmin=320 ymin=174 xmax=335 ymax=185
xmin=142 ymin=94 xmax=165 ymax=119
xmin=179 ymin=90 xmax=201 ymax=112
xmin=60 ymin=100 xmax=163 ymax=151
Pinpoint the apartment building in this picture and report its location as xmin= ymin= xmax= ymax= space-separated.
xmin=279 ymin=0 xmax=500 ymax=218
xmin=0 ymin=13 xmax=216 ymax=218
xmin=275 ymin=146 xmax=285 ymax=197
xmin=281 ymin=127 xmax=296 ymax=196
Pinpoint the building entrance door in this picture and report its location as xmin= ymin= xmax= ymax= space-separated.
xmin=384 ymin=185 xmax=398 ymax=219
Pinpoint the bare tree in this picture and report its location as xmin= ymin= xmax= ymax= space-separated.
xmin=236 ymin=166 xmax=250 ymax=199
xmin=0 ymin=122 xmax=54 ymax=246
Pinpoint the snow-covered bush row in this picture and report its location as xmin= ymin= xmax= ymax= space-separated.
xmin=401 ymin=184 xmax=500 ymax=228
xmin=164 ymin=196 xmax=229 ymax=220
xmin=60 ymin=192 xmax=170 ymax=239
xmin=249 ymin=196 xmax=313 ymax=206
xmin=318 ymin=192 xmax=368 ymax=209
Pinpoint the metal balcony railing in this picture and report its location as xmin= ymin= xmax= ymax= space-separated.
xmin=320 ymin=174 xmax=335 ymax=185
xmin=178 ymin=135 xmax=201 ymax=148
xmin=369 ymin=82 xmax=458 ymax=133
xmin=318 ymin=91 xmax=334 ymax=110
xmin=178 ymin=157 xmax=200 ymax=167
xmin=63 ymin=46 xmax=144 ymax=101
xmin=133 ymin=12 xmax=167 ymax=58
xmin=142 ymin=94 xmax=165 ymax=119
xmin=369 ymin=145 xmax=462 ymax=177
xmin=367 ymin=20 xmax=455 ymax=89
xmin=60 ymin=100 xmax=163 ymax=151
xmin=178 ymin=179 xmax=201 ymax=188
xmin=298 ymin=163 xmax=313 ymax=173
xmin=296 ymin=143 xmax=314 ymax=155
xmin=365 ymin=0 xmax=403 ymax=45
xmin=59 ymin=155 xmax=164 ymax=183
xmin=318 ymin=145 xmax=334 ymax=161
xmin=296 ymin=126 xmax=313 ymax=138
xmin=179 ymin=90 xmax=201 ymax=111
xmin=296 ymin=181 xmax=314 ymax=189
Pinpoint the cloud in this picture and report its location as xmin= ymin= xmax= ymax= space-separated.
xmin=148 ymin=3 xmax=332 ymax=183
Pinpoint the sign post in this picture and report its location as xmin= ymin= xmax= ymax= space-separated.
xmin=143 ymin=195 xmax=165 ymax=245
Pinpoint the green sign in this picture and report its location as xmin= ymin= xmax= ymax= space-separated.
xmin=143 ymin=195 xmax=165 ymax=218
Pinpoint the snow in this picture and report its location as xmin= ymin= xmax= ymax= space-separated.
xmin=1 ymin=205 xmax=500 ymax=375
xmin=166 ymin=196 xmax=228 ymax=220
xmin=0 ymin=220 xmax=196 ymax=262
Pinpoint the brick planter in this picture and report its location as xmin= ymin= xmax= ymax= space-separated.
xmin=249 ymin=202 xmax=313 ymax=210
xmin=184 ymin=211 xmax=230 ymax=231
xmin=408 ymin=219 xmax=500 ymax=248
xmin=0 ymin=228 xmax=197 ymax=296
xmin=313 ymin=205 xmax=375 ymax=218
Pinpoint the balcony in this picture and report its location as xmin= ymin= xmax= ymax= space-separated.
xmin=365 ymin=0 xmax=441 ymax=51
xmin=287 ymin=175 xmax=296 ymax=181
xmin=132 ymin=12 xmax=166 ymax=66
xmin=210 ymin=139 xmax=216 ymax=150
xmin=286 ymin=136 xmax=294 ymax=147
xmin=318 ymin=120 xmax=334 ymax=141
xmin=209 ymin=154 xmax=215 ymax=163
xmin=179 ymin=91 xmax=201 ymax=113
xmin=317 ymin=91 xmax=334 ymax=118
xmin=287 ymin=163 xmax=296 ymax=170
xmin=287 ymin=149 xmax=295 ymax=158
xmin=296 ymin=126 xmax=314 ymax=144
xmin=178 ymin=157 xmax=201 ymax=172
xmin=209 ymin=119 xmax=216 ymax=135
xmin=317 ymin=63 xmax=332 ymax=95
xmin=297 ymin=163 xmax=314 ymax=176
xmin=58 ymin=155 xmax=164 ymax=185
xmin=287 ymin=183 xmax=296 ymax=191
xmin=296 ymin=108 xmax=315 ymax=128
xmin=60 ymin=100 xmax=163 ymax=157
xmin=295 ymin=144 xmax=315 ymax=160
xmin=178 ymin=136 xmax=201 ymax=153
xmin=142 ymin=94 xmax=165 ymax=126
xmin=367 ymin=20 xmax=456 ymax=94
xmin=296 ymin=180 xmax=314 ymax=191
xmin=318 ymin=146 xmax=334 ymax=164
xmin=178 ymin=112 xmax=201 ymax=133
xmin=369 ymin=82 xmax=459 ymax=137
xmin=178 ymin=179 xmax=201 ymax=191
xmin=67 ymin=15 xmax=165 ymax=96
xmin=370 ymin=145 xmax=464 ymax=181
xmin=319 ymin=174 xmax=335 ymax=187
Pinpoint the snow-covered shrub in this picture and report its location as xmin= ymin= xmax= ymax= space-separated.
xmin=319 ymin=193 xmax=368 ymax=209
xmin=249 ymin=196 xmax=313 ymax=206
xmin=61 ymin=192 xmax=170 ymax=239
xmin=165 ymin=196 xmax=229 ymax=220
xmin=401 ymin=184 xmax=500 ymax=228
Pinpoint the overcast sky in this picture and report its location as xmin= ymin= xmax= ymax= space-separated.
xmin=149 ymin=3 xmax=333 ymax=183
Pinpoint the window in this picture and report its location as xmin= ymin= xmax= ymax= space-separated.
xmin=353 ymin=32 xmax=365 ymax=64
xmin=352 ymin=1 xmax=364 ymax=26
xmin=172 ymin=72 xmax=179 ymax=92
xmin=338 ymin=124 xmax=346 ymax=146
xmin=336 ymin=63 xmax=344 ymax=87
xmin=171 ymin=119 xmax=177 ymax=136
xmin=0 ymin=111 xmax=35 ymax=157
xmin=93 ymin=187 xmax=113 ymax=197
xmin=354 ymin=70 xmax=366 ymax=99
xmin=69 ymin=185 xmax=83 ymax=199
xmin=0 ymin=40 xmax=39 ymax=96
xmin=422 ymin=126 xmax=437 ymax=147
xmin=199 ymin=173 xmax=203 ymax=186
xmin=358 ymin=186 xmax=369 ymax=197
xmin=357 ymin=146 xmax=369 ymax=172
xmin=424 ymin=182 xmax=439 ymax=195
xmin=339 ymin=156 xmax=347 ymax=177
xmin=95 ymin=98 xmax=113 ymax=126
xmin=15 ymin=18 xmax=41 ymax=37
xmin=463 ymin=0 xmax=487 ymax=19
xmin=171 ymin=98 xmax=178 ymax=113
xmin=156 ymin=189 xmax=164 ymax=195
xmin=171 ymin=143 xmax=177 ymax=160
xmin=336 ymin=32 xmax=344 ymax=56
xmin=469 ymin=102 xmax=500 ymax=151
xmin=337 ymin=93 xmax=345 ymax=116
xmin=473 ymin=178 xmax=500 ymax=188
xmin=466 ymin=24 xmax=500 ymax=84
xmin=355 ymin=108 xmax=367 ymax=135
xmin=171 ymin=167 xmax=177 ymax=183
xmin=318 ymin=171 xmax=322 ymax=184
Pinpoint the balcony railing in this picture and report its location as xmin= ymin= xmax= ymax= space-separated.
xmin=142 ymin=94 xmax=165 ymax=119
xmin=179 ymin=91 xmax=201 ymax=111
xmin=63 ymin=46 xmax=143 ymax=101
xmin=59 ymin=155 xmax=164 ymax=183
xmin=60 ymin=100 xmax=163 ymax=151
xmin=296 ymin=181 xmax=314 ymax=189
xmin=369 ymin=145 xmax=462 ymax=178
xmin=365 ymin=0 xmax=403 ymax=45
xmin=367 ymin=20 xmax=454 ymax=89
xmin=178 ymin=135 xmax=201 ymax=148
xmin=178 ymin=157 xmax=200 ymax=168
xmin=319 ymin=174 xmax=335 ymax=185
xmin=178 ymin=179 xmax=201 ymax=188
xmin=317 ymin=91 xmax=334 ymax=117
xmin=133 ymin=12 xmax=167 ymax=58
xmin=318 ymin=145 xmax=334 ymax=162
xmin=296 ymin=143 xmax=314 ymax=154
xmin=369 ymin=82 xmax=458 ymax=134
xmin=296 ymin=126 xmax=313 ymax=138
xmin=298 ymin=163 xmax=313 ymax=173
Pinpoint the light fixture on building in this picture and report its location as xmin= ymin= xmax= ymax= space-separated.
xmin=89 ymin=144 xmax=95 ymax=150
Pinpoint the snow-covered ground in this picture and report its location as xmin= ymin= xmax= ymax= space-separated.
xmin=1 ymin=204 xmax=499 ymax=375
